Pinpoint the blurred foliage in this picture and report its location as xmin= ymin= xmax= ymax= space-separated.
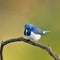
xmin=0 ymin=0 xmax=60 ymax=60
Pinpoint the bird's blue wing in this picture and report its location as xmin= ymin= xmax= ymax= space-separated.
xmin=32 ymin=25 xmax=44 ymax=35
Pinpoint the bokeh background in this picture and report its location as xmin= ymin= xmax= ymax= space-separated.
xmin=0 ymin=0 xmax=60 ymax=60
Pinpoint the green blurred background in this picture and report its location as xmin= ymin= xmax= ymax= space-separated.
xmin=0 ymin=0 xmax=60 ymax=60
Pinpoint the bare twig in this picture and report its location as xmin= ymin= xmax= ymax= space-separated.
xmin=0 ymin=37 xmax=60 ymax=60
xmin=0 ymin=42 xmax=3 ymax=60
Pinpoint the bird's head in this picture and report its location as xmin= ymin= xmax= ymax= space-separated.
xmin=24 ymin=24 xmax=33 ymax=30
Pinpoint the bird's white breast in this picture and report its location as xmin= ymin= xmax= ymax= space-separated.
xmin=26 ymin=32 xmax=41 ymax=41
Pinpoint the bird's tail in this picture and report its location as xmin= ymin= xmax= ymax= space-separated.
xmin=43 ymin=30 xmax=50 ymax=34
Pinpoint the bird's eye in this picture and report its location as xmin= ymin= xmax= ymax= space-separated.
xmin=27 ymin=27 xmax=30 ymax=29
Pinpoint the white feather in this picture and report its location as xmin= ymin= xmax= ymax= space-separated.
xmin=43 ymin=30 xmax=50 ymax=34
xmin=26 ymin=32 xmax=41 ymax=41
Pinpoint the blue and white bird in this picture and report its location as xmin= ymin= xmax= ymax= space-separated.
xmin=24 ymin=24 xmax=49 ymax=41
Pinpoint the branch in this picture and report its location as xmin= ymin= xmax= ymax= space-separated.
xmin=0 ymin=42 xmax=3 ymax=60
xmin=0 ymin=37 xmax=60 ymax=60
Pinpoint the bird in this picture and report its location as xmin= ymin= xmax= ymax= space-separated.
xmin=24 ymin=24 xmax=50 ymax=41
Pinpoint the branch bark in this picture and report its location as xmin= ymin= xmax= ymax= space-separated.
xmin=0 ymin=42 xmax=3 ymax=60
xmin=0 ymin=37 xmax=60 ymax=60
